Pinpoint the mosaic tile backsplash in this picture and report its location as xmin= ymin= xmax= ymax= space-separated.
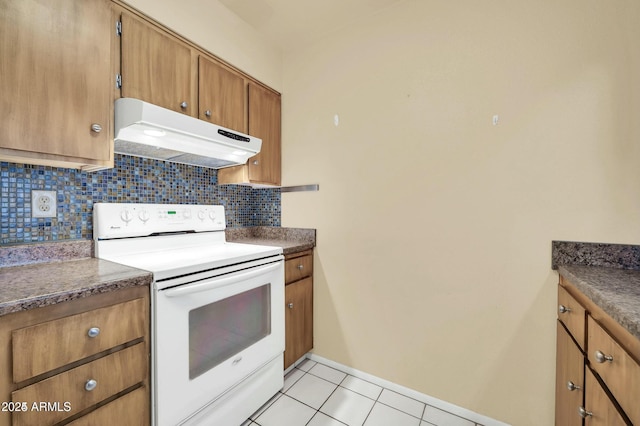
xmin=0 ymin=155 xmax=280 ymax=245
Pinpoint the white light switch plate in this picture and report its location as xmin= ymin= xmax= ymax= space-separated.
xmin=32 ymin=190 xmax=57 ymax=218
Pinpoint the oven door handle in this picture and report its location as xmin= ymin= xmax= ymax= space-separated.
xmin=162 ymin=262 xmax=281 ymax=298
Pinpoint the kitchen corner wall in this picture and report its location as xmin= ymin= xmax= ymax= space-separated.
xmin=0 ymin=155 xmax=280 ymax=245
xmin=280 ymin=0 xmax=640 ymax=425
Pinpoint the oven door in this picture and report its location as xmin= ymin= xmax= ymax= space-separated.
xmin=153 ymin=258 xmax=284 ymax=426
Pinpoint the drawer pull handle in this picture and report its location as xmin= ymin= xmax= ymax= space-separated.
xmin=85 ymin=379 xmax=97 ymax=391
xmin=288 ymin=303 xmax=294 ymax=309
xmin=87 ymin=327 xmax=100 ymax=338
xmin=558 ymin=305 xmax=571 ymax=314
xmin=578 ymin=407 xmax=592 ymax=418
xmin=297 ymin=264 xmax=304 ymax=270
xmin=595 ymin=350 xmax=613 ymax=363
xmin=566 ymin=381 xmax=581 ymax=391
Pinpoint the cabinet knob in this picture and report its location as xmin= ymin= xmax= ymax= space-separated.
xmin=578 ymin=407 xmax=593 ymax=418
xmin=252 ymin=160 xmax=259 ymax=166
xmin=85 ymin=379 xmax=97 ymax=391
xmin=90 ymin=123 xmax=102 ymax=133
xmin=558 ymin=305 xmax=571 ymax=314
xmin=205 ymin=110 xmax=212 ymax=117
xmin=566 ymin=381 xmax=581 ymax=391
xmin=297 ymin=264 xmax=304 ymax=270
xmin=594 ymin=350 xmax=613 ymax=363
xmin=180 ymin=101 xmax=188 ymax=109
xmin=87 ymin=327 xmax=100 ymax=338
xmin=288 ymin=303 xmax=294 ymax=309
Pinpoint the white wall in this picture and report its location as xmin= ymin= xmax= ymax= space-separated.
xmin=281 ymin=0 xmax=640 ymax=424
xmin=122 ymin=0 xmax=283 ymax=92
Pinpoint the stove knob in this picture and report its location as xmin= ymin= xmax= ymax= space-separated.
xmin=198 ymin=210 xmax=206 ymax=221
xmin=120 ymin=210 xmax=133 ymax=223
xmin=183 ymin=209 xmax=192 ymax=219
xmin=138 ymin=210 xmax=150 ymax=223
xmin=209 ymin=211 xmax=216 ymax=221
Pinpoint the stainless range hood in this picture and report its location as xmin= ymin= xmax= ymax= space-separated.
xmin=114 ymin=98 xmax=261 ymax=169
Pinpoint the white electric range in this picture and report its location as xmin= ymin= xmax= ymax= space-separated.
xmin=93 ymin=203 xmax=284 ymax=426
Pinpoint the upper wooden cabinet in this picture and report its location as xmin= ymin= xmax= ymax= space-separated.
xmin=218 ymin=83 xmax=282 ymax=186
xmin=120 ymin=11 xmax=195 ymax=116
xmin=0 ymin=0 xmax=114 ymax=171
xmin=1 ymin=0 xmax=281 ymax=175
xmin=198 ymin=56 xmax=246 ymax=132
xmin=248 ymin=83 xmax=282 ymax=186
xmin=117 ymin=6 xmax=282 ymax=185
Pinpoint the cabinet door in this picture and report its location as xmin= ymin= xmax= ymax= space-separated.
xmin=198 ymin=56 xmax=246 ymax=132
xmin=120 ymin=11 xmax=194 ymax=116
xmin=587 ymin=315 xmax=640 ymax=425
xmin=583 ymin=368 xmax=629 ymax=426
xmin=555 ymin=322 xmax=584 ymax=426
xmin=284 ymin=277 xmax=313 ymax=369
xmin=0 ymin=0 xmax=112 ymax=164
xmin=248 ymin=83 xmax=281 ymax=185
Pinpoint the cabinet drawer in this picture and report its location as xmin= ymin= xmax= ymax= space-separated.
xmin=65 ymin=386 xmax=148 ymax=426
xmin=558 ymin=285 xmax=586 ymax=350
xmin=285 ymin=254 xmax=313 ymax=284
xmin=584 ymin=366 xmax=629 ymax=426
xmin=12 ymin=298 xmax=146 ymax=382
xmin=11 ymin=343 xmax=146 ymax=426
xmin=587 ymin=315 xmax=639 ymax=425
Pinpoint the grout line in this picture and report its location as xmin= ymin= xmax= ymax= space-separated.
xmin=251 ymin=357 xmax=494 ymax=426
xmin=306 ymin=354 xmax=509 ymax=426
xmin=360 ymin=399 xmax=377 ymax=426
xmin=420 ymin=399 xmax=427 ymax=422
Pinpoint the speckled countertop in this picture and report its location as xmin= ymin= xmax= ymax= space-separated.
xmin=0 ymin=258 xmax=152 ymax=317
xmin=558 ymin=265 xmax=640 ymax=341
xmin=553 ymin=240 xmax=640 ymax=342
xmin=226 ymin=226 xmax=316 ymax=255
xmin=0 ymin=227 xmax=314 ymax=317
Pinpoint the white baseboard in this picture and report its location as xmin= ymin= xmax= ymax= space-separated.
xmin=305 ymin=353 xmax=511 ymax=426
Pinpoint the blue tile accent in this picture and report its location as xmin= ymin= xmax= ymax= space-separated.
xmin=0 ymin=155 xmax=280 ymax=245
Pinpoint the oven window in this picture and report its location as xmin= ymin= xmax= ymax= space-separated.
xmin=188 ymin=284 xmax=271 ymax=380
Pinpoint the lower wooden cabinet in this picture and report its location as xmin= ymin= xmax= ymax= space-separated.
xmin=284 ymin=250 xmax=314 ymax=369
xmin=555 ymin=277 xmax=635 ymax=426
xmin=0 ymin=287 xmax=149 ymax=426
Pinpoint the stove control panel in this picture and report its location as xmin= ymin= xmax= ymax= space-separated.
xmin=93 ymin=203 xmax=225 ymax=239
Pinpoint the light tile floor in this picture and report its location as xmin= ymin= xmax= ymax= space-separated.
xmin=243 ymin=359 xmax=483 ymax=426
